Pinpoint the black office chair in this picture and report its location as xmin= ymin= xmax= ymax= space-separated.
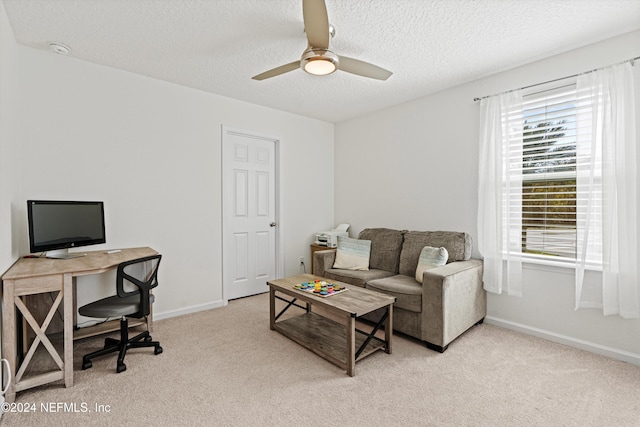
xmin=79 ymin=254 xmax=163 ymax=373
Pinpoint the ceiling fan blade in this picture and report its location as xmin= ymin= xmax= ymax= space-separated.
xmin=338 ymin=56 xmax=393 ymax=81
xmin=252 ymin=61 xmax=301 ymax=81
xmin=302 ymin=0 xmax=330 ymax=49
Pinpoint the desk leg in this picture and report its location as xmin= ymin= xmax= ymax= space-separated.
xmin=63 ymin=273 xmax=73 ymax=387
xmin=2 ymin=279 xmax=16 ymax=403
xmin=72 ymin=276 xmax=77 ymax=331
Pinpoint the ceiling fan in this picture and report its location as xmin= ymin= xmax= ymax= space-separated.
xmin=252 ymin=0 xmax=392 ymax=81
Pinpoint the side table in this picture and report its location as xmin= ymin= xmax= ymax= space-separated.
xmin=310 ymin=244 xmax=334 ymax=273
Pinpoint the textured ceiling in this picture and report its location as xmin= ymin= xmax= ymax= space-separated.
xmin=3 ymin=0 xmax=640 ymax=123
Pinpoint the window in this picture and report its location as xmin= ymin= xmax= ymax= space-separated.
xmin=479 ymin=62 xmax=637 ymax=313
xmin=519 ymin=85 xmax=578 ymax=262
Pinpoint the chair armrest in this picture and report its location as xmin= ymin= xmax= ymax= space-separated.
xmin=420 ymin=259 xmax=486 ymax=349
xmin=313 ymin=249 xmax=337 ymax=276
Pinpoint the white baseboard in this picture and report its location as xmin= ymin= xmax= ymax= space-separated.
xmin=485 ymin=316 xmax=640 ymax=366
xmin=154 ymin=299 xmax=226 ymax=321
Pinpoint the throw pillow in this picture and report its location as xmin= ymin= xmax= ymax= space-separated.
xmin=415 ymin=246 xmax=448 ymax=282
xmin=332 ymin=236 xmax=371 ymax=271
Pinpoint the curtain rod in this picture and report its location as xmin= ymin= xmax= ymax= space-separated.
xmin=473 ymin=55 xmax=639 ymax=102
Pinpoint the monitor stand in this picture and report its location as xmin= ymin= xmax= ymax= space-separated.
xmin=45 ymin=248 xmax=87 ymax=259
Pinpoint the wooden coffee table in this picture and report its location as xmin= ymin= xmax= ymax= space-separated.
xmin=268 ymin=274 xmax=395 ymax=376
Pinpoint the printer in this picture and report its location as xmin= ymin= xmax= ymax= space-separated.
xmin=314 ymin=223 xmax=350 ymax=247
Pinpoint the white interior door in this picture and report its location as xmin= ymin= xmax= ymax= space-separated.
xmin=222 ymin=128 xmax=278 ymax=300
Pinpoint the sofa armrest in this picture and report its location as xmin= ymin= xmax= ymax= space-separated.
xmin=421 ymin=259 xmax=486 ymax=350
xmin=313 ymin=249 xmax=336 ymax=276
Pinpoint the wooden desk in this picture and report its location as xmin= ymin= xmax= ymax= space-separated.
xmin=1 ymin=246 xmax=158 ymax=402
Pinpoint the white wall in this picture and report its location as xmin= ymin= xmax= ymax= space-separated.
xmin=16 ymin=45 xmax=334 ymax=317
xmin=335 ymin=30 xmax=640 ymax=362
xmin=0 ymin=2 xmax=20 ymax=274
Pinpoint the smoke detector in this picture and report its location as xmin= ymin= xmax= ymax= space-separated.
xmin=48 ymin=42 xmax=71 ymax=55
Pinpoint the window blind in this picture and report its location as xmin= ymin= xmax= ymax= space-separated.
xmin=516 ymin=85 xmax=579 ymax=260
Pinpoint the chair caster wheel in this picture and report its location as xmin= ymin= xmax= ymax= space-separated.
xmin=155 ymin=346 xmax=163 ymax=355
xmin=82 ymin=360 xmax=92 ymax=370
xmin=117 ymin=363 xmax=126 ymax=373
xmin=144 ymin=335 xmax=153 ymax=342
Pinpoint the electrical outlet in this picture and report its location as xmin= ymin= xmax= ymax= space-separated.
xmin=298 ymin=256 xmax=305 ymax=265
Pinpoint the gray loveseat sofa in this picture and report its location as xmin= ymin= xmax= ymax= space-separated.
xmin=313 ymin=228 xmax=486 ymax=352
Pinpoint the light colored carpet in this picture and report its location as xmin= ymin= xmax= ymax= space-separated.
xmin=3 ymin=292 xmax=640 ymax=426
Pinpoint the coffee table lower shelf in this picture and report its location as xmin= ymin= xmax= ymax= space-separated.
xmin=274 ymin=312 xmax=386 ymax=370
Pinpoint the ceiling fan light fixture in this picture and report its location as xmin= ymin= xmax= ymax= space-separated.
xmin=304 ymin=58 xmax=336 ymax=75
xmin=301 ymin=49 xmax=339 ymax=76
xmin=252 ymin=0 xmax=392 ymax=81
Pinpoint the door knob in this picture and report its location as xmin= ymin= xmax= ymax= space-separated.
xmin=270 ymin=222 xmax=277 ymax=227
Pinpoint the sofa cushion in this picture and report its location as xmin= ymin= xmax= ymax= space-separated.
xmin=399 ymin=231 xmax=472 ymax=276
xmin=323 ymin=269 xmax=396 ymax=288
xmin=415 ymin=246 xmax=448 ymax=282
xmin=357 ymin=228 xmax=404 ymax=273
xmin=333 ymin=236 xmax=371 ymax=270
xmin=366 ymin=274 xmax=422 ymax=313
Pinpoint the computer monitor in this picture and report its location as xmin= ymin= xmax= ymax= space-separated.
xmin=27 ymin=200 xmax=106 ymax=259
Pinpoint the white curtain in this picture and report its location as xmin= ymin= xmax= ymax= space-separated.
xmin=478 ymin=90 xmax=523 ymax=296
xmin=575 ymin=62 xmax=639 ymax=318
